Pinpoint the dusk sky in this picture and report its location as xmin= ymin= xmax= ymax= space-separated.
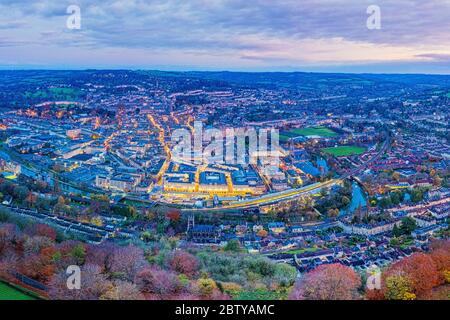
xmin=1 ymin=0 xmax=450 ymax=73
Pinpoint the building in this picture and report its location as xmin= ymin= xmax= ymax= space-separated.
xmin=198 ymin=171 xmax=228 ymax=194
xmin=338 ymin=219 xmax=402 ymax=236
xmin=187 ymin=224 xmax=221 ymax=243
xmin=268 ymin=222 xmax=286 ymax=234
xmin=96 ymin=174 xmax=142 ymax=192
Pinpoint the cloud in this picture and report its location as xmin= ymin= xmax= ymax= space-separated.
xmin=0 ymin=0 xmax=449 ymax=71
xmin=415 ymin=53 xmax=450 ymax=62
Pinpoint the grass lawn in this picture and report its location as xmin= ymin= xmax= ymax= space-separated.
xmin=0 ymin=282 xmax=37 ymax=300
xmin=24 ymin=87 xmax=80 ymax=100
xmin=279 ymin=134 xmax=291 ymax=142
xmin=290 ymin=126 xmax=338 ymax=137
xmin=322 ymin=146 xmax=366 ymax=157
xmin=280 ymin=126 xmax=338 ymax=142
xmin=285 ymin=247 xmax=319 ymax=255
xmin=234 ymin=288 xmax=287 ymax=300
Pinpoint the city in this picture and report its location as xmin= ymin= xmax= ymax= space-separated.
xmin=0 ymin=70 xmax=448 ymax=301
xmin=0 ymin=0 xmax=449 ymax=306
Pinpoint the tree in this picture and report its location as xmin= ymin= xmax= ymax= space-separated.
xmin=224 ymin=239 xmax=241 ymax=252
xmin=400 ymin=217 xmax=417 ymax=235
xmin=384 ymin=253 xmax=440 ymax=298
xmin=49 ymin=264 xmax=111 ymax=300
xmin=0 ymin=250 xmax=19 ymax=280
xmin=0 ymin=223 xmax=17 ymax=254
xmin=107 ymin=245 xmax=147 ymax=281
xmin=100 ymin=280 xmax=144 ymax=300
xmin=384 ymin=275 xmax=415 ymax=300
xmin=433 ymin=175 xmax=442 ymax=187
xmin=24 ymin=223 xmax=57 ymax=241
xmin=221 ymin=282 xmax=243 ymax=297
xmin=257 ymin=229 xmax=268 ymax=238
xmin=136 ymin=266 xmax=182 ymax=299
xmin=193 ymin=278 xmax=229 ymax=299
xmin=23 ymin=236 xmax=54 ymax=256
xmin=341 ymin=196 xmax=350 ymax=206
xmin=166 ymin=209 xmax=181 ymax=223
xmin=327 ymin=208 xmax=339 ymax=218
xmin=392 ymin=224 xmax=401 ymax=238
xmin=25 ymin=192 xmax=37 ymax=207
xmin=70 ymin=243 xmax=87 ymax=265
xmin=429 ymin=248 xmax=450 ymax=283
xmin=167 ymin=251 xmax=199 ymax=278
xmin=22 ymin=246 xmax=58 ymax=283
xmin=289 ymin=263 xmax=361 ymax=300
xmin=273 ymin=263 xmax=297 ymax=287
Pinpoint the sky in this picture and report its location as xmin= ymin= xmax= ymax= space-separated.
xmin=1 ymin=0 xmax=450 ymax=73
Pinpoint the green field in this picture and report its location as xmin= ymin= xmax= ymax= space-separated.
xmin=0 ymin=282 xmax=37 ymax=300
xmin=285 ymin=247 xmax=319 ymax=255
xmin=24 ymin=87 xmax=80 ymax=100
xmin=234 ymin=288 xmax=287 ymax=300
xmin=322 ymin=146 xmax=366 ymax=157
xmin=291 ymin=127 xmax=338 ymax=137
xmin=280 ymin=126 xmax=338 ymax=141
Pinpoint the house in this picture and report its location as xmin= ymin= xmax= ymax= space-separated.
xmin=412 ymin=224 xmax=447 ymax=240
xmin=289 ymin=225 xmax=304 ymax=233
xmin=427 ymin=204 xmax=449 ymax=220
xmin=268 ymin=222 xmax=286 ymax=234
xmin=338 ymin=219 xmax=402 ymax=236
xmin=413 ymin=215 xmax=437 ymax=228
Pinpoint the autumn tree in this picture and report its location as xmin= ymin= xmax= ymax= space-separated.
xmin=384 ymin=275 xmax=416 ymax=300
xmin=85 ymin=242 xmax=116 ymax=272
xmin=100 ymin=280 xmax=144 ymax=300
xmin=23 ymin=236 xmax=54 ymax=256
xmin=167 ymin=250 xmax=199 ymax=278
xmin=107 ymin=245 xmax=148 ymax=281
xmin=384 ymin=253 xmax=440 ymax=298
xmin=21 ymin=246 xmax=57 ymax=283
xmin=135 ymin=266 xmax=183 ymax=299
xmin=429 ymin=247 xmax=450 ymax=284
xmin=166 ymin=209 xmax=181 ymax=223
xmin=0 ymin=223 xmax=17 ymax=254
xmin=24 ymin=223 xmax=57 ymax=241
xmin=49 ymin=264 xmax=111 ymax=300
xmin=257 ymin=229 xmax=268 ymax=238
xmin=289 ymin=263 xmax=361 ymax=300
xmin=192 ymin=277 xmax=229 ymax=300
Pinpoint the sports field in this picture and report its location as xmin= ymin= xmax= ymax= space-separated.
xmin=322 ymin=146 xmax=366 ymax=157
xmin=290 ymin=127 xmax=338 ymax=137
xmin=280 ymin=126 xmax=338 ymax=141
xmin=0 ymin=282 xmax=36 ymax=300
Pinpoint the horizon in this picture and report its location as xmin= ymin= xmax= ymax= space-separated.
xmin=2 ymin=68 xmax=450 ymax=77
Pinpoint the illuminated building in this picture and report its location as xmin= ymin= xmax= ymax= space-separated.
xmin=66 ymin=129 xmax=81 ymax=139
